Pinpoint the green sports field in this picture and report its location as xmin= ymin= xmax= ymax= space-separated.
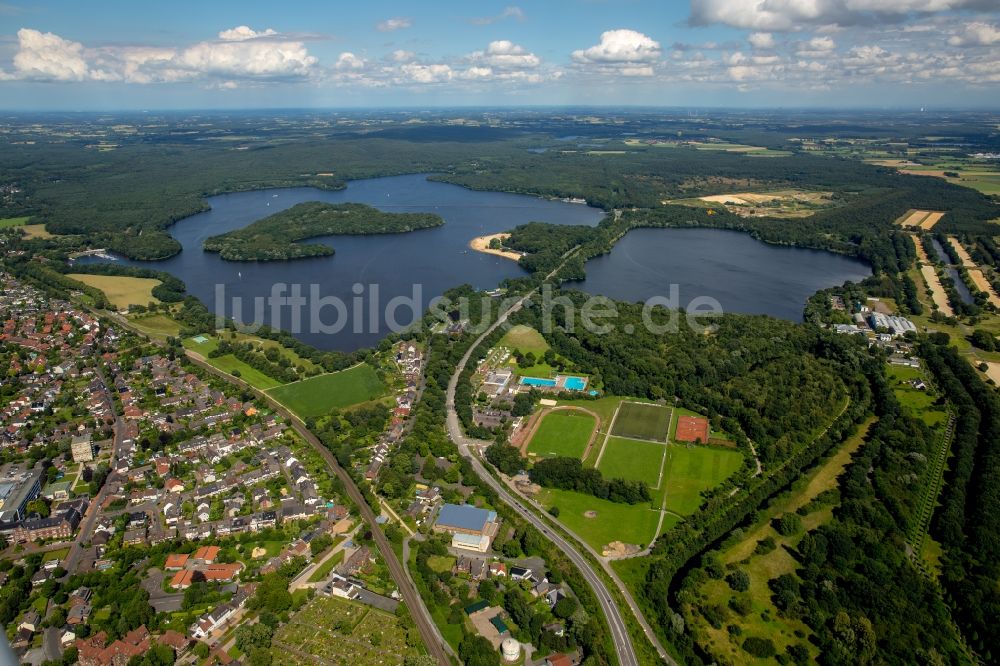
xmin=538 ymin=487 xmax=661 ymax=550
xmin=611 ymin=401 xmax=672 ymax=441
xmin=597 ymin=437 xmax=665 ymax=487
xmin=527 ymin=410 xmax=596 ymax=459
xmin=661 ymin=443 xmax=744 ymax=515
xmin=267 ymin=364 xmax=386 ymax=418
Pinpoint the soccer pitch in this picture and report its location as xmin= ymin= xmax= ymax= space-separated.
xmin=597 ymin=436 xmax=666 ymax=487
xmin=611 ymin=401 xmax=672 ymax=442
xmin=527 ymin=410 xmax=596 ymax=459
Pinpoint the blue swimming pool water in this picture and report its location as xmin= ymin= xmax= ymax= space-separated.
xmin=520 ymin=377 xmax=557 ymax=387
xmin=563 ymin=376 xmax=588 ymax=391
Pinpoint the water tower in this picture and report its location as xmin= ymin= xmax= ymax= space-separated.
xmin=501 ymin=637 xmax=521 ymax=662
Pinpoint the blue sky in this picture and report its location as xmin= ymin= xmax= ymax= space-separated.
xmin=1 ymin=0 xmax=998 ymax=109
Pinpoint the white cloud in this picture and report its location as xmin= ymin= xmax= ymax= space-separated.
xmin=12 ymin=28 xmax=91 ymax=81
xmin=391 ymin=49 xmax=415 ymax=62
xmin=748 ymin=32 xmax=776 ymax=49
xmin=948 ymin=21 xmax=1000 ymax=46
xmin=335 ymin=52 xmax=365 ymax=70
xmin=217 ymin=26 xmax=277 ymax=41
xmin=2 ymin=26 xmax=319 ymax=84
xmin=469 ymin=40 xmax=541 ymax=69
xmin=376 ymin=17 xmax=411 ymax=32
xmin=469 ymin=6 xmax=525 ymax=26
xmin=572 ymin=29 xmax=662 ymax=75
xmin=400 ymin=62 xmax=453 ymax=83
xmin=796 ymin=36 xmax=837 ymax=56
xmin=690 ymin=0 xmax=988 ymax=31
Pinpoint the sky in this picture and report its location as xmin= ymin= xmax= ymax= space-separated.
xmin=0 ymin=0 xmax=998 ymax=110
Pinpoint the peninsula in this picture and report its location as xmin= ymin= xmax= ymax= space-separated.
xmin=203 ymin=201 xmax=444 ymax=261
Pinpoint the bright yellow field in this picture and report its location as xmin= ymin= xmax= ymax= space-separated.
xmin=67 ymin=274 xmax=161 ymax=309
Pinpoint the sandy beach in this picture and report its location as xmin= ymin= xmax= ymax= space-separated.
xmin=469 ymin=233 xmax=522 ymax=261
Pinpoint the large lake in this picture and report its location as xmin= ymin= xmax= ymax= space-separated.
xmin=86 ymin=174 xmax=871 ymax=350
xmin=575 ymin=228 xmax=871 ymax=321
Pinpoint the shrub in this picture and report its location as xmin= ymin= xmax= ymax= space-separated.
xmin=743 ymin=636 xmax=777 ymax=659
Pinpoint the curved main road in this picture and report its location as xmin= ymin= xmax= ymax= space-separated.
xmin=444 ymin=290 xmax=668 ymax=666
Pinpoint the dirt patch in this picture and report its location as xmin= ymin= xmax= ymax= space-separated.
xmin=251 ymin=547 xmax=267 ymax=559
xmin=920 ymin=264 xmax=955 ymax=317
xmin=968 ymin=269 xmax=1000 ymax=307
xmin=602 ymin=541 xmax=641 ymax=558
xmin=584 ymin=510 xmax=598 ymax=519
xmin=469 ymin=233 xmax=522 ymax=261
xmin=984 ymin=362 xmax=1000 ymax=385
xmin=947 ymin=237 xmax=976 ymax=268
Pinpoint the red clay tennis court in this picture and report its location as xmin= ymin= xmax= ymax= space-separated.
xmin=675 ymin=415 xmax=709 ymax=443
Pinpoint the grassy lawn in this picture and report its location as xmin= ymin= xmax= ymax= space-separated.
xmin=426 ymin=555 xmax=456 ymax=574
xmin=21 ymin=224 xmax=53 ymax=239
xmin=660 ymin=444 xmax=744 ymax=516
xmin=611 ymin=402 xmax=672 ymax=442
xmin=183 ymin=335 xmax=285 ymax=390
xmin=42 ymin=547 xmax=71 ymax=562
xmin=527 ymin=410 xmax=596 ymax=459
xmin=307 ymin=550 xmax=345 ymax=583
xmin=499 ymin=324 xmax=549 ymax=356
xmin=887 ymin=365 xmax=949 ymax=428
xmin=537 ymin=487 xmax=661 ymax=549
xmin=597 ymin=437 xmax=665 ymax=487
xmin=267 ymin=364 xmax=386 ymax=418
xmin=127 ymin=313 xmax=181 ymax=338
xmin=67 ymin=274 xmax=161 ymax=310
xmin=688 ymin=417 xmax=876 ymax=664
xmin=0 ymin=216 xmax=29 ymax=228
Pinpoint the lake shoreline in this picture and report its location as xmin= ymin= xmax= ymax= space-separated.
xmin=469 ymin=233 xmax=522 ymax=261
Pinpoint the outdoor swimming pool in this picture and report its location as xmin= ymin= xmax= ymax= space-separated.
xmin=518 ymin=375 xmax=589 ymax=391
xmin=520 ymin=377 xmax=557 ymax=388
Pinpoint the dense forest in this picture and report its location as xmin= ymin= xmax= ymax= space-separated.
xmin=923 ymin=339 xmax=1000 ymax=662
xmin=203 ymin=202 xmax=443 ymax=261
xmin=4 ymin=114 xmax=996 ymax=263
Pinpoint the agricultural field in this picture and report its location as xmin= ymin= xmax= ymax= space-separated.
xmin=267 ymin=363 xmax=386 ymax=418
xmin=895 ymin=209 xmax=944 ymax=230
xmin=67 ymin=273 xmax=161 ymax=310
xmin=272 ymin=596 xmax=420 ymax=666
xmin=526 ymin=409 xmax=597 ymax=459
xmin=686 ymin=417 xmax=875 ymax=665
xmin=610 ymin=401 xmax=672 ymax=442
xmin=0 ymin=216 xmax=29 ymax=228
xmin=21 ymin=224 xmax=54 ymax=239
xmin=676 ymin=189 xmax=836 ymax=218
xmin=596 ymin=437 xmax=665 ymax=487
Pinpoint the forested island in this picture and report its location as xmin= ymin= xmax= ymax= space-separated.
xmin=202 ymin=202 xmax=444 ymax=261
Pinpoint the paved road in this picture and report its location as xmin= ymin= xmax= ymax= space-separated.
xmin=183 ymin=351 xmax=454 ymax=666
xmin=442 ymin=288 xmax=668 ymax=666
xmin=63 ymin=365 xmax=121 ymax=575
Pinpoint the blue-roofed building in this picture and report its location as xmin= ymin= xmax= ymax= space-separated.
xmin=433 ymin=503 xmax=499 ymax=552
